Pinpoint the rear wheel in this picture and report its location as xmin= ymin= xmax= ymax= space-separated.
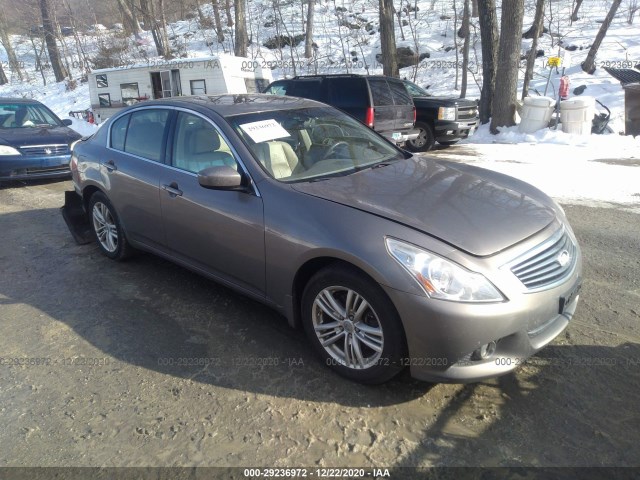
xmin=89 ymin=192 xmax=132 ymax=260
xmin=406 ymin=121 xmax=435 ymax=152
xmin=301 ymin=265 xmax=406 ymax=384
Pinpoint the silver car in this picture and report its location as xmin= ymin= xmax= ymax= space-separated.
xmin=64 ymin=95 xmax=582 ymax=384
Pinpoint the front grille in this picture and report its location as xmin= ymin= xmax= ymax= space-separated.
xmin=19 ymin=144 xmax=69 ymax=156
xmin=25 ymin=165 xmax=69 ymax=174
xmin=457 ymin=106 xmax=478 ymax=121
xmin=510 ymin=228 xmax=577 ymax=290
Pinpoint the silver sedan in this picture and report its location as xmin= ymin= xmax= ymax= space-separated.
xmin=64 ymin=94 xmax=582 ymax=384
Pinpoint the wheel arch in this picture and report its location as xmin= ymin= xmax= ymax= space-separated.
xmin=289 ymin=256 xmax=397 ymax=330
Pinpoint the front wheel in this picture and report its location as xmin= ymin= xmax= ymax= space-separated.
xmin=406 ymin=121 xmax=435 ymax=152
xmin=89 ymin=192 xmax=133 ymax=260
xmin=301 ymin=266 xmax=407 ymax=384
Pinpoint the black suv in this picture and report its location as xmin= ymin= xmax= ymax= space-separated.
xmin=263 ymin=74 xmax=418 ymax=146
xmin=402 ymin=80 xmax=480 ymax=151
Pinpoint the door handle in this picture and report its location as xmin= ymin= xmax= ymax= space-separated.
xmin=162 ymin=182 xmax=183 ymax=197
xmin=102 ymin=160 xmax=117 ymax=172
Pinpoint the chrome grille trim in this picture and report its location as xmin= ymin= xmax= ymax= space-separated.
xmin=507 ymin=227 xmax=577 ymax=291
xmin=19 ymin=144 xmax=69 ymax=156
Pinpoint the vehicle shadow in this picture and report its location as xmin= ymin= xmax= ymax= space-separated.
xmin=394 ymin=341 xmax=640 ymax=467
xmin=0 ymin=207 xmax=432 ymax=407
xmin=0 ymin=177 xmax=70 ymax=190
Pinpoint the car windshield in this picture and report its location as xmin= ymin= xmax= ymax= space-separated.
xmin=228 ymin=106 xmax=406 ymax=182
xmin=0 ymin=103 xmax=62 ymax=129
xmin=403 ymin=81 xmax=431 ymax=98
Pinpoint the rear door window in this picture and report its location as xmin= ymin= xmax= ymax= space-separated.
xmin=124 ymin=109 xmax=170 ymax=162
xmin=110 ymin=114 xmax=129 ymax=151
xmin=388 ymin=80 xmax=413 ymax=106
xmin=289 ymin=79 xmax=324 ymax=101
xmin=326 ymin=77 xmax=369 ymax=108
xmin=367 ymin=78 xmax=394 ymax=106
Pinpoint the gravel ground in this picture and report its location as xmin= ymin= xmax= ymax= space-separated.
xmin=0 ymin=177 xmax=639 ymax=469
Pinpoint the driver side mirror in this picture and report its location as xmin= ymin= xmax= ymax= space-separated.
xmin=62 ymin=119 xmax=73 ymax=126
xmin=197 ymin=166 xmax=244 ymax=190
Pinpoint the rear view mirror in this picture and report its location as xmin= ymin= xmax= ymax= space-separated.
xmin=198 ymin=166 xmax=243 ymax=190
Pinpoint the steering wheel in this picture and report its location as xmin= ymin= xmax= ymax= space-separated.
xmin=322 ymin=141 xmax=350 ymax=160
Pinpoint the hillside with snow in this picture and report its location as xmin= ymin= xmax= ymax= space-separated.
xmin=0 ymin=0 xmax=638 ymax=210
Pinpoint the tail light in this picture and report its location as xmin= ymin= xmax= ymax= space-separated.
xmin=365 ymin=107 xmax=375 ymax=128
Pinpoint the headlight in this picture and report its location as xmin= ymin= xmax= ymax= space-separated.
xmin=0 ymin=145 xmax=21 ymax=156
xmin=438 ymin=107 xmax=456 ymax=121
xmin=385 ymin=238 xmax=505 ymax=302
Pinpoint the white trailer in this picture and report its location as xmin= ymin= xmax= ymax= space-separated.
xmin=89 ymin=55 xmax=273 ymax=124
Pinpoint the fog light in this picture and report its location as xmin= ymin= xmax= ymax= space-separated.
xmin=471 ymin=341 xmax=497 ymax=361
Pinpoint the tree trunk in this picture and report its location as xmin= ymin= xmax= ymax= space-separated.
xmin=477 ymin=0 xmax=498 ymax=124
xmin=471 ymin=0 xmax=478 ymax=18
xmin=211 ymin=1 xmax=225 ymax=42
xmin=522 ymin=0 xmax=545 ymax=100
xmin=225 ymin=0 xmax=234 ymax=27
xmin=0 ymin=10 xmax=24 ymax=81
xmin=490 ymin=0 xmax=525 ymax=133
xmin=140 ymin=0 xmax=168 ymax=57
xmin=0 ymin=63 xmax=7 ymax=85
xmin=379 ymin=0 xmax=398 ymax=77
xmin=304 ymin=0 xmax=315 ymax=58
xmin=234 ymin=0 xmax=248 ymax=56
xmin=157 ymin=0 xmax=171 ymax=56
xmin=571 ymin=0 xmax=583 ymax=22
xmin=581 ymin=0 xmax=622 ymax=74
xmin=116 ymin=0 xmax=141 ymax=38
xmin=460 ymin=0 xmax=470 ymax=98
xmin=39 ymin=0 xmax=68 ymax=82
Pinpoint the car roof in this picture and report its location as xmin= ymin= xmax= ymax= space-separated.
xmin=0 ymin=98 xmax=44 ymax=104
xmin=128 ymin=94 xmax=324 ymax=117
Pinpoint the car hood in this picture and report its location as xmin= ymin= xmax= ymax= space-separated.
xmin=0 ymin=126 xmax=81 ymax=147
xmin=291 ymin=157 xmax=557 ymax=256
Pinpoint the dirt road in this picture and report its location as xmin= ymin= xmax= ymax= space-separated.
xmin=0 ymin=178 xmax=639 ymax=468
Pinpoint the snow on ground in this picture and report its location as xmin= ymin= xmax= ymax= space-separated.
xmin=437 ymin=136 xmax=640 ymax=212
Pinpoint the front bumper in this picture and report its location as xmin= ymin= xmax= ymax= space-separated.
xmin=383 ymin=261 xmax=582 ymax=383
xmin=434 ymin=120 xmax=480 ymax=142
xmin=0 ymin=154 xmax=71 ymax=181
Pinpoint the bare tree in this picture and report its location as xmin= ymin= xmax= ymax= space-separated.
xmin=582 ymin=0 xmax=622 ymax=73
xmin=139 ymin=0 xmax=170 ymax=57
xmin=522 ymin=0 xmax=545 ymax=100
xmin=305 ymin=0 xmax=315 ymax=58
xmin=0 ymin=9 xmax=24 ymax=80
xmin=627 ymin=0 xmax=639 ymax=23
xmin=0 ymin=63 xmax=6 ymax=85
xmin=471 ymin=0 xmax=478 ymax=17
xmin=460 ymin=0 xmax=470 ymax=98
xmin=225 ymin=0 xmax=234 ymax=26
xmin=571 ymin=0 xmax=583 ymax=22
xmin=379 ymin=0 xmax=398 ymax=77
xmin=116 ymin=0 xmax=141 ymax=38
xmin=234 ymin=0 xmax=248 ymax=56
xmin=211 ymin=0 xmax=225 ymax=42
xmin=490 ymin=0 xmax=525 ymax=133
xmin=40 ymin=0 xmax=68 ymax=82
xmin=477 ymin=0 xmax=498 ymax=124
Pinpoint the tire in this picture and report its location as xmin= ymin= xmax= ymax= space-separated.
xmin=406 ymin=121 xmax=435 ymax=152
xmin=88 ymin=191 xmax=133 ymax=261
xmin=301 ymin=265 xmax=407 ymax=384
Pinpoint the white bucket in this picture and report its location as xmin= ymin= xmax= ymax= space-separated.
xmin=518 ymin=96 xmax=556 ymax=133
xmin=560 ymin=96 xmax=595 ymax=135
